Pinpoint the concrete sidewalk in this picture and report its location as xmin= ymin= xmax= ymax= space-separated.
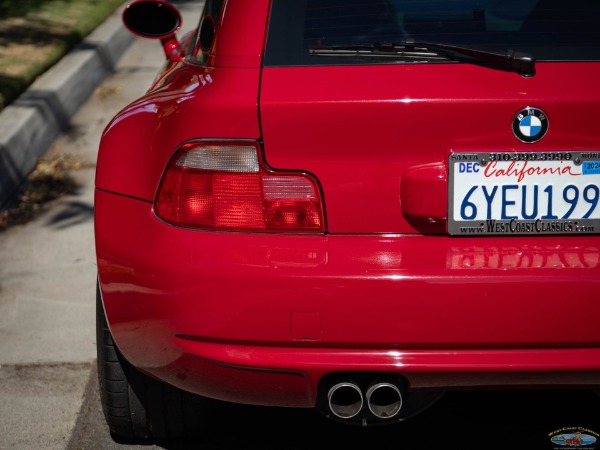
xmin=0 ymin=2 xmax=134 ymax=208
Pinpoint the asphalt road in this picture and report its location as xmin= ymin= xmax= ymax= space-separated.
xmin=0 ymin=1 xmax=599 ymax=449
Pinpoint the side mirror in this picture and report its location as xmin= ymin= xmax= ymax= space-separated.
xmin=123 ymin=0 xmax=183 ymax=61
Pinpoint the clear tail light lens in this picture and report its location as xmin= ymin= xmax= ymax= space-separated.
xmin=154 ymin=142 xmax=325 ymax=232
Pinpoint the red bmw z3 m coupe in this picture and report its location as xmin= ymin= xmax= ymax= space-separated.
xmin=95 ymin=0 xmax=600 ymax=439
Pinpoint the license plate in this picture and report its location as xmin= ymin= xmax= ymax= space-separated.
xmin=448 ymin=151 xmax=600 ymax=235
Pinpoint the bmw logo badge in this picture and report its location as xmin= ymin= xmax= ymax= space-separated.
xmin=512 ymin=107 xmax=548 ymax=143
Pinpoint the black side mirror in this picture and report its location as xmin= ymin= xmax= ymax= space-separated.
xmin=123 ymin=0 xmax=182 ymax=39
xmin=123 ymin=0 xmax=183 ymax=61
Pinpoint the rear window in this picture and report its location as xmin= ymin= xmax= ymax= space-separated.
xmin=265 ymin=0 xmax=600 ymax=66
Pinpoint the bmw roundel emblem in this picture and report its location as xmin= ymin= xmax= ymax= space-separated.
xmin=512 ymin=107 xmax=548 ymax=143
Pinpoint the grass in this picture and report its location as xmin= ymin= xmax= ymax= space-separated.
xmin=0 ymin=0 xmax=124 ymax=111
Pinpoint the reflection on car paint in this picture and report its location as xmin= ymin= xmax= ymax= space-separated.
xmin=447 ymin=246 xmax=599 ymax=270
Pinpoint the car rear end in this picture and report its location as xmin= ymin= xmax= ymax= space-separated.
xmin=95 ymin=0 xmax=600 ymax=428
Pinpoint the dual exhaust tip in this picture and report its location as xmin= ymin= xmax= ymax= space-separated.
xmin=327 ymin=380 xmax=403 ymax=421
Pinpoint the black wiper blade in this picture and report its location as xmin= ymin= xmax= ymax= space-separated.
xmin=403 ymin=39 xmax=536 ymax=76
xmin=309 ymin=40 xmax=536 ymax=76
xmin=309 ymin=45 xmax=447 ymax=61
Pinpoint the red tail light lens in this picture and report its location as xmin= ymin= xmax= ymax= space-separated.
xmin=154 ymin=142 xmax=324 ymax=232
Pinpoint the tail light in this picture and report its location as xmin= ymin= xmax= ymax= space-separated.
xmin=154 ymin=141 xmax=325 ymax=232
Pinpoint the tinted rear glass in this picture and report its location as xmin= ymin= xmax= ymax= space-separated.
xmin=265 ymin=0 xmax=600 ymax=66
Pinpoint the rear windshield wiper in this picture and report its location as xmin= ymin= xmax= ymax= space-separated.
xmin=309 ymin=40 xmax=536 ymax=76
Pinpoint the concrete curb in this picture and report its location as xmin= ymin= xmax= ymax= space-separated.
xmin=0 ymin=4 xmax=134 ymax=208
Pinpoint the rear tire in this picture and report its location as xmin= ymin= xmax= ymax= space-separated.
xmin=96 ymin=282 xmax=212 ymax=439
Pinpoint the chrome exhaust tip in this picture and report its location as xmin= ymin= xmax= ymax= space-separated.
xmin=366 ymin=382 xmax=403 ymax=419
xmin=327 ymin=382 xmax=364 ymax=419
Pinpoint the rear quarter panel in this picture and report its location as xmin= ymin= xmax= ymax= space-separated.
xmin=95 ymin=0 xmax=270 ymax=199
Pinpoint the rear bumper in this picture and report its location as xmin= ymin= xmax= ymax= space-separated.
xmin=150 ymin=339 xmax=600 ymax=407
xmin=95 ymin=189 xmax=600 ymax=406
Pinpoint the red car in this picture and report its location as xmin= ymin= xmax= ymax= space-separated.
xmin=95 ymin=0 xmax=600 ymax=439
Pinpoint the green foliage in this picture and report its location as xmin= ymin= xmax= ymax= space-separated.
xmin=0 ymin=0 xmax=124 ymax=111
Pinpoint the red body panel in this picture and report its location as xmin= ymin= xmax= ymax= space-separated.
xmin=95 ymin=65 xmax=262 ymax=200
xmin=95 ymin=0 xmax=600 ymax=412
xmin=96 ymin=189 xmax=600 ymax=405
xmin=260 ymin=63 xmax=600 ymax=233
xmin=208 ymin=0 xmax=270 ymax=68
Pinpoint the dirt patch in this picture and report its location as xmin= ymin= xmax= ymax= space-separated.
xmin=0 ymin=152 xmax=90 ymax=231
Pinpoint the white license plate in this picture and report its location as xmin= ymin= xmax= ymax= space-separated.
xmin=448 ymin=152 xmax=600 ymax=235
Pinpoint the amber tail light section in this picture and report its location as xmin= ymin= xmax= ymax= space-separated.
xmin=154 ymin=141 xmax=325 ymax=232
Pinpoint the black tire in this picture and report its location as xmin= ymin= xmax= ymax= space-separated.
xmin=96 ymin=282 xmax=212 ymax=439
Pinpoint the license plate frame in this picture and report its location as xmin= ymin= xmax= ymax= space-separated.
xmin=448 ymin=151 xmax=600 ymax=236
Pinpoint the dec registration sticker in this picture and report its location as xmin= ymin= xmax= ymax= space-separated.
xmin=448 ymin=152 xmax=600 ymax=235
